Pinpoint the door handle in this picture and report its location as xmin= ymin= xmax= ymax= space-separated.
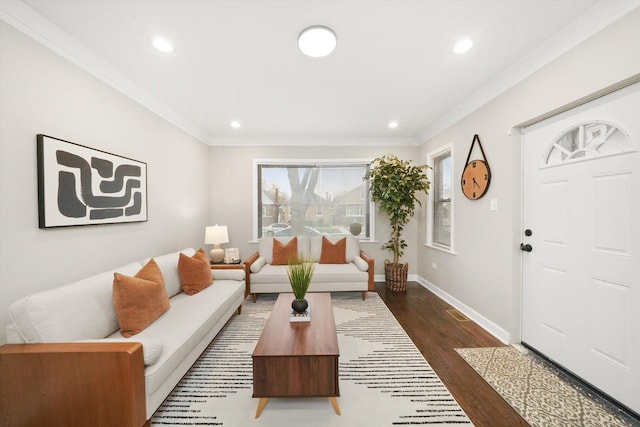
xmin=520 ymin=243 xmax=533 ymax=252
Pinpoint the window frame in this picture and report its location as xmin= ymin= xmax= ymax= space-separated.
xmin=426 ymin=143 xmax=455 ymax=254
xmin=543 ymin=120 xmax=634 ymax=167
xmin=253 ymin=158 xmax=375 ymax=241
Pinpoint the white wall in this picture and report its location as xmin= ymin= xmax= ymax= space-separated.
xmin=0 ymin=21 xmax=211 ymax=343
xmin=209 ymin=144 xmax=422 ymax=275
xmin=417 ymin=8 xmax=640 ymax=343
xmin=3 ymin=6 xmax=639 ymax=348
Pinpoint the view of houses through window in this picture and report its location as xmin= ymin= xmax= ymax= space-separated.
xmin=257 ymin=162 xmax=371 ymax=239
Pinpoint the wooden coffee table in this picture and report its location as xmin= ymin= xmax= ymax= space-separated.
xmin=252 ymin=292 xmax=340 ymax=418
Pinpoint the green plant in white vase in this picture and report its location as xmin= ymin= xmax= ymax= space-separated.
xmin=287 ymin=254 xmax=314 ymax=313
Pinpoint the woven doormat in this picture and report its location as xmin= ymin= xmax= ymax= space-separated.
xmin=456 ymin=346 xmax=639 ymax=427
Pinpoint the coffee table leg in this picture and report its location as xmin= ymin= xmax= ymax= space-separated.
xmin=328 ymin=397 xmax=341 ymax=415
xmin=255 ymin=398 xmax=269 ymax=418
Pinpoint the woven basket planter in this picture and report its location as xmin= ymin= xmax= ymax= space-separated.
xmin=384 ymin=260 xmax=409 ymax=292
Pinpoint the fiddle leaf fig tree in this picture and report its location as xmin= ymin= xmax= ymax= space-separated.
xmin=364 ymin=155 xmax=430 ymax=265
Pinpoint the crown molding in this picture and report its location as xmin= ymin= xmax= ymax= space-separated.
xmin=0 ymin=0 xmax=210 ymax=143
xmin=418 ymin=0 xmax=640 ymax=143
xmin=208 ymin=135 xmax=419 ymax=147
xmin=4 ymin=0 xmax=637 ymax=147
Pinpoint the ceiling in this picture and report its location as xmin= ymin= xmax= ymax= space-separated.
xmin=2 ymin=1 xmax=638 ymax=145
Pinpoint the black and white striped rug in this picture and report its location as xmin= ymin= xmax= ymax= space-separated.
xmin=152 ymin=293 xmax=472 ymax=426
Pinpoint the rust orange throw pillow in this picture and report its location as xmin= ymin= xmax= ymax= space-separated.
xmin=272 ymin=237 xmax=298 ymax=265
xmin=178 ymin=249 xmax=213 ymax=295
xmin=113 ymin=259 xmax=170 ymax=338
xmin=320 ymin=236 xmax=348 ymax=264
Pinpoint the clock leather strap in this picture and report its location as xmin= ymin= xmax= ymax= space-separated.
xmin=465 ymin=134 xmax=490 ymax=172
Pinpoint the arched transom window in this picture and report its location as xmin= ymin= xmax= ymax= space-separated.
xmin=544 ymin=121 xmax=634 ymax=166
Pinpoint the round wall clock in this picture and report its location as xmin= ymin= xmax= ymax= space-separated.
xmin=461 ymin=134 xmax=492 ymax=200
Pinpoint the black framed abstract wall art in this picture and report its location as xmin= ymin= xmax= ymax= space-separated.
xmin=37 ymin=134 xmax=148 ymax=228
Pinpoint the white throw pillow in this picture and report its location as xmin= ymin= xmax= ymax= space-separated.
xmin=9 ymin=262 xmax=142 ymax=343
xmin=353 ymin=256 xmax=369 ymax=272
xmin=250 ymin=257 xmax=266 ymax=273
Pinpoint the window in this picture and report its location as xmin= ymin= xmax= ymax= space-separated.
xmin=346 ymin=206 xmax=364 ymax=217
xmin=427 ymin=144 xmax=454 ymax=251
xmin=255 ymin=160 xmax=372 ymax=239
xmin=544 ymin=121 xmax=633 ymax=167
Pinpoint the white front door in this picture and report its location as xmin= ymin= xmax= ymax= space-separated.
xmin=522 ymin=82 xmax=640 ymax=414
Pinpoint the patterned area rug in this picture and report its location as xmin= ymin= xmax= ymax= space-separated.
xmin=456 ymin=346 xmax=639 ymax=427
xmin=152 ymin=293 xmax=472 ymax=426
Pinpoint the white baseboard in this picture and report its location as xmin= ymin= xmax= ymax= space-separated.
xmin=374 ymin=274 xmax=419 ymax=282
xmin=412 ymin=276 xmax=511 ymax=344
xmin=374 ymin=274 xmax=511 ymax=344
xmin=374 ymin=273 xmax=510 ymax=343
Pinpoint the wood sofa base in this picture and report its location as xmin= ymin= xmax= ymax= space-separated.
xmin=0 ymin=342 xmax=147 ymax=427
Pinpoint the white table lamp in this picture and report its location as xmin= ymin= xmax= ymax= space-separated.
xmin=204 ymin=225 xmax=229 ymax=263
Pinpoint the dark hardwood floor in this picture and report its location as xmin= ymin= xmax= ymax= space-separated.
xmin=375 ymin=281 xmax=529 ymax=427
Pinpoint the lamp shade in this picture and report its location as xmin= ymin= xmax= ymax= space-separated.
xmin=204 ymin=225 xmax=229 ymax=245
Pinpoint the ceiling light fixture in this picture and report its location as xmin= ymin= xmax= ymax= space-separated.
xmin=152 ymin=37 xmax=173 ymax=53
xmin=453 ymin=38 xmax=473 ymax=54
xmin=298 ymin=25 xmax=337 ymax=58
xmin=388 ymin=121 xmax=399 ymax=129
xmin=230 ymin=120 xmax=241 ymax=129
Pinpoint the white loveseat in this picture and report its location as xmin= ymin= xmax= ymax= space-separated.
xmin=245 ymin=235 xmax=374 ymax=302
xmin=1 ymin=247 xmax=245 ymax=426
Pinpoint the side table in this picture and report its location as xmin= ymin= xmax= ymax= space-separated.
xmin=210 ymin=262 xmax=250 ymax=297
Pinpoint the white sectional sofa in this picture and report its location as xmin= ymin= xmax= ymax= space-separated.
xmin=245 ymin=235 xmax=374 ymax=302
xmin=1 ymin=247 xmax=245 ymax=426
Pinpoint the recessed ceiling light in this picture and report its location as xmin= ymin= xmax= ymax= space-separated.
xmin=152 ymin=37 xmax=173 ymax=53
xmin=388 ymin=121 xmax=399 ymax=129
xmin=298 ymin=26 xmax=337 ymax=58
xmin=453 ymin=39 xmax=473 ymax=54
xmin=230 ymin=120 xmax=241 ymax=129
